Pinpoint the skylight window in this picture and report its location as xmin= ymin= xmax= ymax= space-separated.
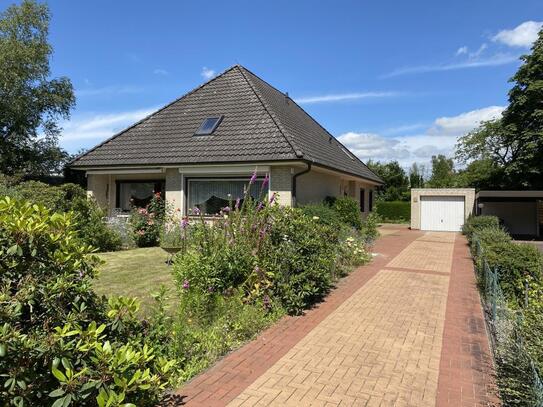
xmin=194 ymin=116 xmax=223 ymax=135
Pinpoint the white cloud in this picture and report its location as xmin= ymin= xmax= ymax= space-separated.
xmin=456 ymin=46 xmax=468 ymax=56
xmin=295 ymin=91 xmax=399 ymax=104
xmin=76 ymin=85 xmax=144 ymax=97
xmin=492 ymin=21 xmax=543 ymax=47
xmin=337 ymin=106 xmax=505 ymax=167
xmin=153 ymin=68 xmax=168 ymax=76
xmin=382 ymin=53 xmax=518 ymax=78
xmin=201 ymin=67 xmax=216 ymax=80
xmin=60 ymin=108 xmax=157 ymax=141
xmin=468 ymin=43 xmax=487 ymax=59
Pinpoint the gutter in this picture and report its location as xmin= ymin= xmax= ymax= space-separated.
xmin=291 ymin=162 xmax=312 ymax=207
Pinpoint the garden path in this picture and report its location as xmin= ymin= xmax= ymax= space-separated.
xmin=169 ymin=226 xmax=499 ymax=407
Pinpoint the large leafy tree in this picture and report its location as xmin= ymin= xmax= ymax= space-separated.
xmin=367 ymin=160 xmax=409 ymax=201
xmin=0 ymin=0 xmax=74 ymax=176
xmin=456 ymin=28 xmax=543 ymax=189
xmin=427 ymin=154 xmax=455 ymax=188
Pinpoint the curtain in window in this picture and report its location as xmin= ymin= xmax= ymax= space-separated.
xmin=188 ymin=180 xmax=265 ymax=215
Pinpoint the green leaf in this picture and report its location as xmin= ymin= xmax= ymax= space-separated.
xmin=52 ymin=367 xmax=67 ymax=382
xmin=51 ymin=397 xmax=66 ymax=407
xmin=0 ymin=344 xmax=6 ymax=357
xmin=49 ymin=388 xmax=65 ymax=397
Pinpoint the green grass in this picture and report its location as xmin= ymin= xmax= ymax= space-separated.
xmin=95 ymin=247 xmax=176 ymax=312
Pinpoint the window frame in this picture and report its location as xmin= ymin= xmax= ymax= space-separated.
xmin=194 ymin=115 xmax=224 ymax=136
xmin=115 ymin=179 xmax=165 ymax=212
xmin=369 ymin=190 xmax=374 ymax=212
xmin=360 ymin=188 xmax=365 ymax=212
xmin=184 ymin=176 xmax=267 ymax=216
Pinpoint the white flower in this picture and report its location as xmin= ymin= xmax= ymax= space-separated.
xmin=312 ymin=216 xmax=320 ymax=220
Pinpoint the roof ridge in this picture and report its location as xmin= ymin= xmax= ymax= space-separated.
xmin=237 ymin=66 xmax=380 ymax=182
xmin=236 ymin=66 xmax=304 ymax=158
xmin=69 ymin=65 xmax=241 ymax=165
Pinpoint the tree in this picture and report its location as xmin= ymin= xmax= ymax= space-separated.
xmin=456 ymin=28 xmax=543 ymax=189
xmin=408 ymin=163 xmax=425 ymax=188
xmin=427 ymin=154 xmax=455 ymax=188
xmin=0 ymin=0 xmax=75 ymax=176
xmin=367 ymin=160 xmax=409 ymax=201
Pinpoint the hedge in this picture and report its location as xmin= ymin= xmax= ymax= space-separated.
xmin=376 ymin=201 xmax=410 ymax=221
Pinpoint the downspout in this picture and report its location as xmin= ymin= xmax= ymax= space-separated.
xmin=292 ymin=162 xmax=312 ymax=207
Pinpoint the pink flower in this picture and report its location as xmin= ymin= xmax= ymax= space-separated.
xmin=147 ymin=219 xmax=154 ymax=225
xmin=137 ymin=230 xmax=145 ymax=236
xmin=249 ymin=169 xmax=257 ymax=185
xmin=182 ymin=280 xmax=190 ymax=290
xmin=138 ymin=208 xmax=147 ymax=215
xmin=180 ymin=217 xmax=189 ymax=229
xmin=235 ymin=198 xmax=241 ymax=209
xmin=269 ymin=192 xmax=276 ymax=204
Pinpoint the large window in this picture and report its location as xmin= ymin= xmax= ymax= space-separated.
xmin=187 ymin=179 xmax=265 ymax=215
xmin=116 ymin=180 xmax=165 ymax=212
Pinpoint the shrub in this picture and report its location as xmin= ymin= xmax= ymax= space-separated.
xmin=361 ymin=212 xmax=380 ymax=245
xmin=130 ymin=192 xmax=165 ymax=247
xmin=261 ymin=207 xmax=339 ymax=314
xmin=332 ymin=196 xmax=363 ymax=229
xmin=300 ymin=203 xmax=345 ymax=230
xmin=462 ymin=215 xmax=500 ymax=243
xmin=375 ymin=201 xmax=410 ymax=222
xmin=0 ymin=197 xmax=176 ymax=406
xmin=71 ymin=197 xmax=122 ymax=252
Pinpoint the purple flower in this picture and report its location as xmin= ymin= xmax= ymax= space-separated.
xmin=262 ymin=174 xmax=269 ymax=188
xmin=208 ymin=286 xmax=215 ymax=293
xmin=180 ymin=217 xmax=189 ymax=229
xmin=269 ymin=192 xmax=276 ymax=204
xmin=182 ymin=280 xmax=190 ymax=290
xmin=222 ymin=206 xmax=231 ymax=213
xmin=256 ymin=201 xmax=264 ymax=211
xmin=193 ymin=207 xmax=201 ymax=216
xmin=263 ymin=295 xmax=271 ymax=309
xmin=235 ymin=197 xmax=241 ymax=210
xmin=249 ymin=169 xmax=257 ymax=185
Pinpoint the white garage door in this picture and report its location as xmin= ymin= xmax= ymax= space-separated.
xmin=420 ymin=196 xmax=465 ymax=232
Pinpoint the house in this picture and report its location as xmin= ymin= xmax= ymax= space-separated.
xmin=69 ymin=65 xmax=382 ymax=216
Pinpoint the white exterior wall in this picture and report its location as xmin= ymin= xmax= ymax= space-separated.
xmin=296 ymin=170 xmax=342 ymax=204
xmin=270 ymin=166 xmax=293 ymax=206
xmin=86 ymin=174 xmax=109 ymax=210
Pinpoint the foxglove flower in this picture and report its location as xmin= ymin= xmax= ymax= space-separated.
xmin=249 ymin=169 xmax=258 ymax=184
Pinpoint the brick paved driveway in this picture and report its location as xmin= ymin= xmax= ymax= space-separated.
xmin=169 ymin=226 xmax=498 ymax=407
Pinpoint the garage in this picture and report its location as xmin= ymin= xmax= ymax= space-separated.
xmin=420 ymin=195 xmax=465 ymax=232
xmin=476 ymin=191 xmax=543 ymax=238
xmin=411 ymin=188 xmax=475 ymax=232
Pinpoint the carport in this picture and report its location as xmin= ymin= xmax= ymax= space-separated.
xmin=476 ymin=191 xmax=543 ymax=238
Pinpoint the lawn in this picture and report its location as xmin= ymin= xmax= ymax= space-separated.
xmin=94 ymin=247 xmax=177 ymax=312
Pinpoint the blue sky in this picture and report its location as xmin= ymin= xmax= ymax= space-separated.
xmin=5 ymin=0 xmax=541 ymax=169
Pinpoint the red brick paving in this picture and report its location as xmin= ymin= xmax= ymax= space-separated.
xmin=165 ymin=227 xmax=499 ymax=406
xmin=435 ymin=234 xmax=500 ymax=407
xmin=166 ymin=227 xmax=422 ymax=406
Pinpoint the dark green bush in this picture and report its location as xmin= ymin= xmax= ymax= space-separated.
xmin=462 ymin=215 xmax=500 ymax=243
xmin=375 ymin=201 xmax=410 ymax=222
xmin=300 ymin=203 xmax=345 ymax=230
xmin=261 ymin=208 xmax=339 ymax=314
xmin=0 ymin=197 xmax=176 ymax=406
xmin=331 ymin=196 xmax=363 ymax=230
